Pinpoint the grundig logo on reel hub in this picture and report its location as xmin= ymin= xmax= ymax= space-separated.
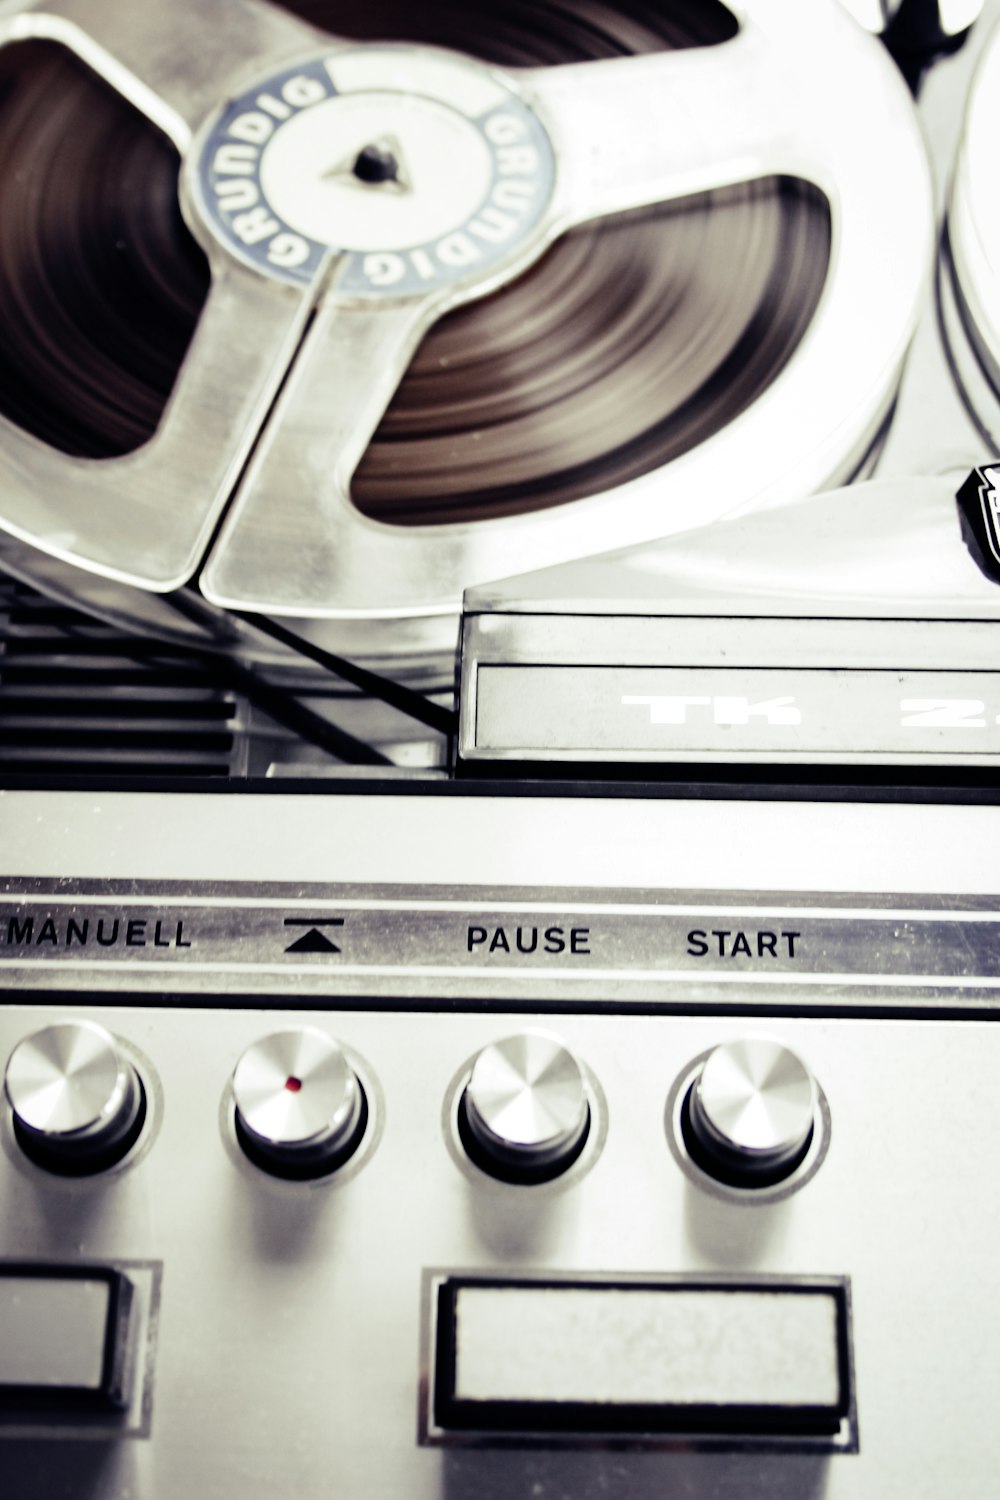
xmin=192 ymin=48 xmax=555 ymax=295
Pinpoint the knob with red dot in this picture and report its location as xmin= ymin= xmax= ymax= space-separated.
xmin=231 ymin=1028 xmax=366 ymax=1179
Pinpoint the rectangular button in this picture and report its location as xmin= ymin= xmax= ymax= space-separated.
xmin=0 ymin=1266 xmax=133 ymax=1413
xmin=431 ymin=1275 xmax=855 ymax=1447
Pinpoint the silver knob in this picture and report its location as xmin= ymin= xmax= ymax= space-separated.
xmin=232 ymin=1029 xmax=366 ymax=1179
xmin=459 ymin=1031 xmax=590 ymax=1183
xmin=4 ymin=1021 xmax=145 ymax=1175
xmin=686 ymin=1038 xmax=817 ymax=1187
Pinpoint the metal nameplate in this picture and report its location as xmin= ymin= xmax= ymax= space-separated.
xmin=1 ymin=881 xmax=998 ymax=1006
xmin=469 ymin=665 xmax=1000 ymax=761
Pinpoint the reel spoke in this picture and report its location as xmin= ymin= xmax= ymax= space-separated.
xmin=0 ymin=265 xmax=316 ymax=591
xmin=0 ymin=0 xmax=327 ymax=147
xmin=525 ymin=4 xmax=861 ymax=226
xmin=202 ymin=293 xmax=444 ymax=615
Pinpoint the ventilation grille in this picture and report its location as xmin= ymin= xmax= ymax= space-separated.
xmin=0 ymin=581 xmax=246 ymax=777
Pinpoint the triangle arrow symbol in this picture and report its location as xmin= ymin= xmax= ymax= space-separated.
xmin=284 ymin=927 xmax=341 ymax=955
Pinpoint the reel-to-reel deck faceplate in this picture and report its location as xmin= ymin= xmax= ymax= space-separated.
xmin=0 ymin=0 xmax=933 ymax=664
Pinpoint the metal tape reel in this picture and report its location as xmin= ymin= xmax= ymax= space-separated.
xmin=0 ymin=0 xmax=933 ymax=664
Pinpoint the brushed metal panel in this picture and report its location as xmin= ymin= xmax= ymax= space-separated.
xmin=0 ymin=1006 xmax=996 ymax=1496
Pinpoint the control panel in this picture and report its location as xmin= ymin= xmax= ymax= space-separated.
xmin=0 ymin=788 xmax=998 ymax=1498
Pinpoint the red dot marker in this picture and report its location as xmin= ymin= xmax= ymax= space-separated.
xmin=284 ymin=1076 xmax=303 ymax=1094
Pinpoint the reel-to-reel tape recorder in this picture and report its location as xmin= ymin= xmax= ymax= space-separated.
xmin=1 ymin=2 xmax=1000 ymax=1497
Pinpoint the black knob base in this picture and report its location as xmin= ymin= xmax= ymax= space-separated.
xmin=12 ymin=1073 xmax=146 ymax=1177
xmin=234 ymin=1084 xmax=368 ymax=1181
xmin=680 ymin=1084 xmax=813 ymax=1190
xmin=457 ymin=1091 xmax=590 ymax=1185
